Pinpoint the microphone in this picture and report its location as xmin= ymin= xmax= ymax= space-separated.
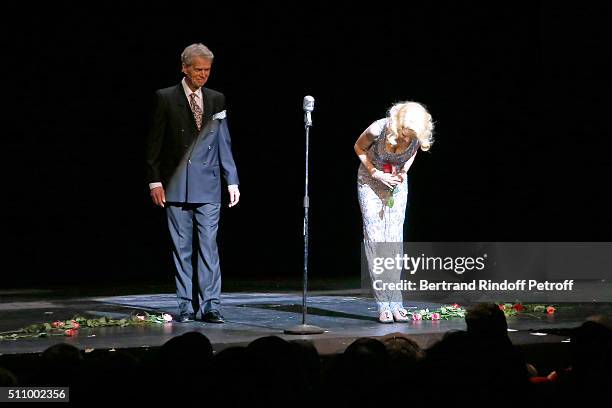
xmin=303 ymin=95 xmax=314 ymax=126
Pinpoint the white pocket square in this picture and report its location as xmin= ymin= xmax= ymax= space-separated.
xmin=212 ymin=110 xmax=226 ymax=120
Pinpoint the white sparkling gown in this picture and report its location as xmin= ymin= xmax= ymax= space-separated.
xmin=357 ymin=118 xmax=420 ymax=311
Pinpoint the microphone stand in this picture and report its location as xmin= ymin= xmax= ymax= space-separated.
xmin=284 ymin=109 xmax=325 ymax=335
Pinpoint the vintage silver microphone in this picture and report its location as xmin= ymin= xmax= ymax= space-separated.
xmin=303 ymin=95 xmax=314 ymax=127
xmin=284 ymin=96 xmax=325 ymax=335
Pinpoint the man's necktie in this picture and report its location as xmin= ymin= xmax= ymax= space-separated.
xmin=189 ymin=93 xmax=203 ymax=130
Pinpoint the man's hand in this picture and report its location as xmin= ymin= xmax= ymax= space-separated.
xmin=228 ymin=185 xmax=240 ymax=208
xmin=150 ymin=186 xmax=166 ymax=208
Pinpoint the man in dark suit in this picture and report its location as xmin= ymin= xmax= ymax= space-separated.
xmin=146 ymin=43 xmax=239 ymax=324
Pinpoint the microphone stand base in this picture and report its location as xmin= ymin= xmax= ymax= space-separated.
xmin=283 ymin=324 xmax=326 ymax=335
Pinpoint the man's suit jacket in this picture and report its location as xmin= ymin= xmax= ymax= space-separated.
xmin=146 ymin=83 xmax=239 ymax=203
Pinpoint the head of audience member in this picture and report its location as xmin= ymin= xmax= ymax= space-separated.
xmin=465 ymin=302 xmax=508 ymax=338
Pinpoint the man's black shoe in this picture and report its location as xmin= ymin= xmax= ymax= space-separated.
xmin=179 ymin=313 xmax=195 ymax=323
xmin=202 ymin=310 xmax=225 ymax=324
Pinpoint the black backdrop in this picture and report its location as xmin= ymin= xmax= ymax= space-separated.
xmin=2 ymin=4 xmax=610 ymax=287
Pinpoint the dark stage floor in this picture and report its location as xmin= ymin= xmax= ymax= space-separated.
xmin=1 ymin=281 xmax=610 ymax=372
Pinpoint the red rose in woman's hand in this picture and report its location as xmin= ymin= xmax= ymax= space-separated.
xmin=382 ymin=163 xmax=392 ymax=173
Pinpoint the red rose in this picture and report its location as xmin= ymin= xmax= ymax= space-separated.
xmin=451 ymin=303 xmax=461 ymax=309
xmin=70 ymin=322 xmax=80 ymax=329
xmin=546 ymin=306 xmax=556 ymax=314
xmin=513 ymin=303 xmax=524 ymax=312
xmin=498 ymin=304 xmax=505 ymax=311
xmin=64 ymin=329 xmax=77 ymax=337
xmin=51 ymin=321 xmax=65 ymax=329
xmin=382 ymin=163 xmax=392 ymax=173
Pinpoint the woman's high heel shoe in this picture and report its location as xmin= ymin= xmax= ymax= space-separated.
xmin=379 ymin=309 xmax=394 ymax=323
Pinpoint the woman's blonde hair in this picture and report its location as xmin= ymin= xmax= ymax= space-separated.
xmin=387 ymin=101 xmax=434 ymax=151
